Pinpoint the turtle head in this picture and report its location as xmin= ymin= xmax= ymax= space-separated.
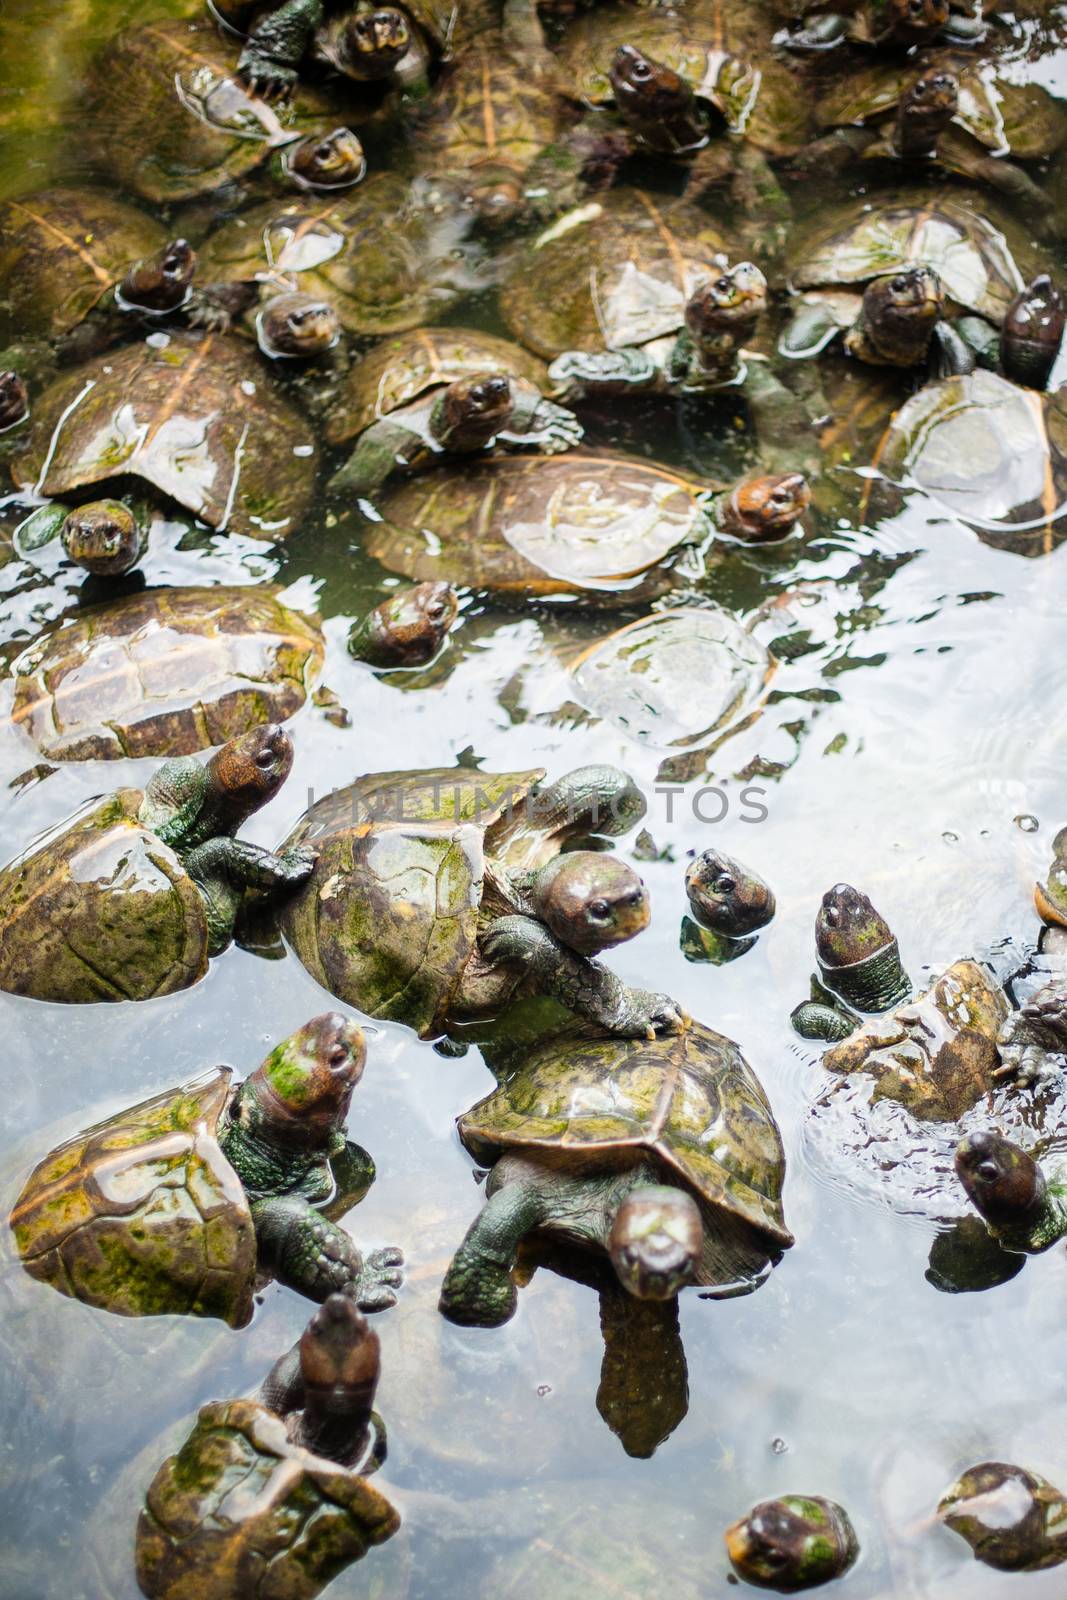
xmin=535 ymin=851 xmax=650 ymax=955
xmin=257 ymin=291 xmax=340 ymax=360
xmin=685 ymin=848 xmax=775 ymax=937
xmin=468 ymin=167 xmax=525 ymax=230
xmin=608 ymin=1185 xmax=703 ymax=1299
xmin=863 ymin=266 xmax=943 ymax=364
xmin=610 ymin=44 xmax=693 ymax=127
xmin=887 ymin=0 xmax=950 ymax=43
xmin=0 ymin=370 xmax=29 ymax=431
xmin=1001 ymin=274 xmax=1064 ymax=391
xmin=955 ymin=1131 xmax=1047 ymax=1226
xmin=204 ymin=724 xmax=295 ymax=826
xmin=286 ymin=128 xmax=366 ymax=191
xmin=815 ymin=883 xmax=893 ymax=968
xmin=898 ymin=69 xmax=958 ymax=153
xmin=686 ymin=261 xmax=767 ymax=347
xmin=339 ymin=8 xmax=411 ymax=78
xmin=119 ymin=238 xmax=197 ymax=313
xmin=299 ymin=1293 xmax=380 ymax=1420
xmin=352 ymin=581 xmax=459 ymax=667
xmin=721 ymin=472 xmax=810 ymax=543
xmin=60 ymin=500 xmax=142 ymax=577
xmin=1036 ymin=825 xmax=1067 ymax=927
xmin=249 ymin=1012 xmax=367 ymax=1146
xmin=725 ymin=1497 xmax=858 ymax=1590
xmin=433 ymin=372 xmax=514 ymax=451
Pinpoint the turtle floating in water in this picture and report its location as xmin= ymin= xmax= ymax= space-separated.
xmin=279 ymin=763 xmax=684 ymax=1039
xmin=0 ymin=725 xmax=313 ymax=1002
xmin=326 ymin=327 xmax=582 ymax=497
xmin=683 ymin=848 xmax=776 ymax=964
xmin=137 ymin=1292 xmax=398 ymax=1598
xmin=347 ymin=580 xmax=458 ymax=667
xmin=10 ymin=1014 xmax=403 ymax=1323
xmin=955 ymin=1131 xmax=1067 ymax=1254
xmin=773 ymin=0 xmax=990 ymax=52
xmin=938 ymin=1462 xmax=1067 ymax=1572
xmin=792 ymin=884 xmax=912 ymax=1039
xmin=724 ymin=1496 xmax=860 ymax=1592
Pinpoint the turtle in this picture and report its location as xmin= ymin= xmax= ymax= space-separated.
xmin=685 ymin=848 xmax=776 ymax=937
xmin=6 ymin=586 xmax=325 ymax=762
xmin=194 ymin=174 xmax=483 ymax=341
xmin=791 ymin=883 xmax=913 ymax=1042
xmin=84 ymin=19 xmax=366 ymax=207
xmin=772 ymin=0 xmax=993 ymax=52
xmin=363 ymin=455 xmax=810 ymax=607
xmin=325 ymin=327 xmax=582 ymax=496
xmin=724 ymin=1497 xmax=860 ymax=1592
xmin=865 ymin=367 xmax=1067 ymax=558
xmin=9 ymin=1013 xmax=403 ymax=1325
xmin=9 ymin=332 xmax=318 ymax=545
xmin=277 ymin=763 xmax=686 ymax=1039
xmin=0 ymin=725 xmax=314 ymax=1003
xmin=938 ymin=1462 xmax=1067 ymax=1572
xmin=220 ymin=0 xmax=457 ymax=97
xmin=136 ymin=1293 xmax=399 ymax=1600
xmin=955 ymin=1130 xmax=1067 ymax=1255
xmin=438 ymin=1018 xmax=793 ymax=1326
xmin=779 ymin=191 xmax=1034 ymax=374
xmin=346 ymin=579 xmax=458 ymax=666
xmin=0 ymin=371 xmax=29 ymax=433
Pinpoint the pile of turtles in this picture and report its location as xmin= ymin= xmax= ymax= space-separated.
xmin=3 ymin=0 xmax=1067 ymax=1591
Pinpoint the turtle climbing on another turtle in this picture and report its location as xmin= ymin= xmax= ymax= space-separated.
xmin=724 ymin=1496 xmax=860 ymax=1591
xmin=0 ymin=725 xmax=313 ymax=1003
xmin=938 ymin=1462 xmax=1067 ymax=1572
xmin=439 ymin=1020 xmax=793 ymax=1326
xmin=10 ymin=1014 xmax=404 ymax=1325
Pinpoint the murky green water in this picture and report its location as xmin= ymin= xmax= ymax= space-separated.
xmin=4 ymin=1 xmax=1067 ymax=1596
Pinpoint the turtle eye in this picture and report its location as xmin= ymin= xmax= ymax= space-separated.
xmin=255 ymin=748 xmax=277 ymax=771
xmin=589 ymin=899 xmax=612 ymax=920
xmin=714 ymin=875 xmax=736 ymax=894
xmin=631 ymin=58 xmax=651 ymax=80
xmin=977 ymin=1160 xmax=1000 ymax=1181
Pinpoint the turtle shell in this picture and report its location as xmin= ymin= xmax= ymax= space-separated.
xmin=9 ymin=1067 xmax=256 ymax=1325
xmin=325 ymin=327 xmax=550 ymax=447
xmin=10 ymin=333 xmax=316 ymax=541
xmin=9 ymin=586 xmax=324 ymax=761
xmin=136 ymin=1396 xmax=399 ymax=1600
xmin=569 ymin=607 xmax=774 ymax=749
xmin=84 ymin=18 xmax=349 ymax=203
xmin=501 ymin=189 xmax=735 ymax=359
xmin=0 ymin=791 xmax=209 ymax=1003
xmin=197 ymin=176 xmax=480 ymax=338
xmin=867 ymin=369 xmax=1067 ymax=556
xmin=459 ymin=1020 xmax=794 ymax=1271
xmin=0 ymin=188 xmax=165 ymax=345
xmin=365 ymin=452 xmax=713 ymax=603
xmin=788 ymin=191 xmax=1025 ymax=322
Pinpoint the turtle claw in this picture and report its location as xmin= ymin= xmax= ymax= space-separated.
xmin=627 ymin=989 xmax=688 ymax=1038
xmin=278 ymin=843 xmax=318 ymax=883
xmin=238 ymin=54 xmax=297 ymax=99
xmin=352 ymin=1245 xmax=405 ymax=1311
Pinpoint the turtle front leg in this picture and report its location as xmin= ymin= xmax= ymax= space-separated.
xmin=238 ymin=0 xmax=324 ymax=96
xmin=547 ymin=347 xmax=661 ymax=403
xmin=996 ymin=984 xmax=1067 ymax=1087
xmin=496 ymin=387 xmax=584 ymax=454
xmin=252 ymin=1195 xmax=404 ymax=1309
xmin=439 ymin=1176 xmax=549 ymax=1326
xmin=480 ymin=915 xmax=686 ymax=1038
xmin=777 ymin=11 xmax=850 ymax=49
xmin=329 ymin=419 xmax=414 ymax=499
xmin=182 ymin=837 xmax=316 ymax=954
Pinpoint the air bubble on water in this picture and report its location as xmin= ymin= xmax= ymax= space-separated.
xmin=1015 ymin=814 xmax=1039 ymax=833
xmin=942 ymin=831 xmax=959 ymax=845
xmin=771 ymin=1437 xmax=788 ymax=1455
xmin=536 ymin=1384 xmax=551 ymax=1397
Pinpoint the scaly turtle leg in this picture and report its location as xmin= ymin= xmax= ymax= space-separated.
xmin=182 ymin=836 xmax=316 ymax=953
xmin=252 ymin=1195 xmax=404 ymax=1308
xmin=439 ymin=1174 xmax=553 ymax=1326
xmin=548 ymin=347 xmax=661 ymax=401
xmin=329 ymin=417 xmax=420 ymax=499
xmin=238 ymin=0 xmax=324 ymax=95
xmin=996 ymin=983 xmax=1067 ymax=1087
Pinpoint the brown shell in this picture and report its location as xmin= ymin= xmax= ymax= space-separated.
xmin=9 ymin=586 xmax=324 ymax=761
xmin=10 ymin=333 xmax=317 ymax=541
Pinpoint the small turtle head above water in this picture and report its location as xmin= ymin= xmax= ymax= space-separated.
xmin=685 ymin=849 xmax=776 ymax=938
xmin=815 ymin=883 xmax=894 ymax=969
xmin=257 ymin=291 xmax=340 ymax=359
xmin=610 ymin=44 xmax=693 ymax=128
xmin=608 ymin=1184 xmax=704 ymax=1299
xmin=434 ymin=372 xmax=515 ymax=451
xmin=207 ymin=722 xmax=296 ymax=825
xmin=285 ymin=128 xmax=366 ymax=191
xmin=685 ymin=261 xmax=768 ymax=344
xmin=119 ymin=238 xmax=196 ymax=313
xmin=861 ymin=266 xmax=944 ymax=363
xmin=897 ymin=70 xmax=958 ymax=158
xmin=1001 ymin=274 xmax=1064 ymax=391
xmin=725 ymin=1495 xmax=859 ymax=1591
xmin=340 ymin=8 xmax=412 ymax=78
xmin=720 ymin=472 xmax=810 ymax=543
xmin=60 ymin=499 xmax=142 ymax=577
xmin=245 ymin=1012 xmax=367 ymax=1147
xmin=0 ymin=370 xmax=29 ymax=431
xmin=955 ymin=1131 xmax=1047 ymax=1226
xmin=298 ymin=1293 xmax=380 ymax=1427
xmin=534 ymin=851 xmax=650 ymax=955
xmin=351 ymin=581 xmax=459 ymax=667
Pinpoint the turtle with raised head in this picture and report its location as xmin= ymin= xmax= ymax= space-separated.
xmin=346 ymin=580 xmax=458 ymax=666
xmin=725 ymin=1496 xmax=859 ymax=1591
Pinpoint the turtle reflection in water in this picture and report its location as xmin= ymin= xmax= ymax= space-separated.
xmin=938 ymin=1462 xmax=1067 ymax=1572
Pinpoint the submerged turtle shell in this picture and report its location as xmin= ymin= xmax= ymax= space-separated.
xmin=460 ymin=1021 xmax=794 ymax=1270
xmin=0 ymin=790 xmax=209 ymax=1003
xmin=9 ymin=586 xmax=324 ymax=761
xmin=569 ymin=607 xmax=773 ymax=749
xmin=11 ymin=333 xmax=316 ymax=541
xmin=197 ymin=176 xmax=479 ymax=338
xmin=325 ymin=327 xmax=549 ymax=446
xmin=136 ymin=1396 xmax=399 ymax=1600
xmin=84 ymin=18 xmax=350 ymax=203
xmin=0 ymin=188 xmax=165 ymax=344
xmin=279 ymin=768 xmax=543 ymax=1035
xmin=366 ymin=453 xmax=712 ymax=603
xmin=9 ymin=1067 xmax=256 ymax=1325
xmin=868 ymin=369 xmax=1067 ymax=556
xmin=502 ymin=189 xmax=735 ymax=359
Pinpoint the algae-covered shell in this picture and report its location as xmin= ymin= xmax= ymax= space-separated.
xmin=9 ymin=1067 xmax=256 ymax=1326
xmin=11 ymin=333 xmax=316 ymax=541
xmin=8 ymin=586 xmax=324 ymax=761
xmin=460 ymin=1021 xmax=794 ymax=1269
xmin=366 ymin=453 xmax=713 ymax=604
xmin=0 ymin=187 xmax=165 ymax=344
xmin=501 ymin=189 xmax=736 ymax=359
xmin=325 ymin=326 xmax=550 ymax=446
xmin=135 ymin=1396 xmax=399 ymax=1600
xmin=0 ymin=791 xmax=209 ymax=1003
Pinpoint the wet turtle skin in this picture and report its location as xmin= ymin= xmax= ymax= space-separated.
xmin=10 ymin=333 xmax=317 ymax=541
xmin=939 ymin=1462 xmax=1067 ymax=1571
xmin=9 ymin=586 xmax=325 ymax=761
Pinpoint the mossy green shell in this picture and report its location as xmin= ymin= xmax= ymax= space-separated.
xmin=9 ymin=1067 xmax=256 ymax=1326
xmin=0 ymin=187 xmax=165 ymax=344
xmin=325 ymin=326 xmax=550 ymax=446
xmin=0 ymin=790 xmax=209 ymax=1003
xmin=460 ymin=1021 xmax=794 ymax=1259
xmin=9 ymin=586 xmax=324 ymax=761
xmin=11 ymin=333 xmax=316 ymax=541
xmin=135 ymin=1397 xmax=399 ymax=1599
